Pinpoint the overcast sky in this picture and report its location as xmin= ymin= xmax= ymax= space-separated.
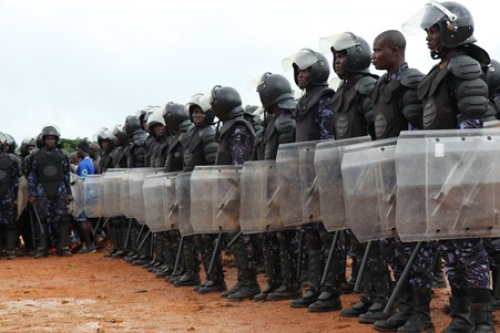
xmin=0 ymin=0 xmax=498 ymax=145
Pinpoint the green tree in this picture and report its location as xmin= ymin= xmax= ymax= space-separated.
xmin=59 ymin=137 xmax=91 ymax=153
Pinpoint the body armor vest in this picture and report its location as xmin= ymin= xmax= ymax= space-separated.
xmin=295 ymin=86 xmax=334 ymax=142
xmin=331 ymin=84 xmax=369 ymax=139
xmin=0 ymin=154 xmax=14 ymax=198
xmin=371 ymin=75 xmax=409 ymax=139
xmin=418 ymin=65 xmax=458 ymax=129
xmin=181 ymin=126 xmax=206 ymax=171
xmin=34 ymin=149 xmax=64 ymax=197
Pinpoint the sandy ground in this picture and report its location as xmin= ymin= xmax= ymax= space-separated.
xmin=0 ymin=251 xmax=498 ymax=333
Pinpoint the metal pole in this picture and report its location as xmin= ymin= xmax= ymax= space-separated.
xmin=383 ymin=241 xmax=423 ymax=315
xmin=354 ymin=240 xmax=372 ymax=293
xmin=207 ymin=231 xmax=223 ymax=275
xmin=321 ymin=231 xmax=340 ymax=285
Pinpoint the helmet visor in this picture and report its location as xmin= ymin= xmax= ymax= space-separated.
xmin=319 ymin=32 xmax=359 ymax=54
xmin=402 ymin=0 xmax=457 ymax=35
xmin=281 ymin=48 xmax=320 ymax=72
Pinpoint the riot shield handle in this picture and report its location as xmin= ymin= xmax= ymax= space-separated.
xmin=173 ymin=236 xmax=184 ymax=273
xmin=207 ymin=229 xmax=223 ymax=275
xmin=320 ymin=231 xmax=340 ymax=286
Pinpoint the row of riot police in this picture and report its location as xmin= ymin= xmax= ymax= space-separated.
xmin=3 ymin=1 xmax=500 ymax=332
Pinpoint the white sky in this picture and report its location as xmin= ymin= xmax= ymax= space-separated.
xmin=0 ymin=0 xmax=498 ymax=144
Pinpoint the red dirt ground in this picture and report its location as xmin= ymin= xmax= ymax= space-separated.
xmin=0 ymin=251 xmax=498 ymax=333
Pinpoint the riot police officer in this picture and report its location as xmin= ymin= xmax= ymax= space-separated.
xmin=28 ymin=125 xmax=73 ymax=258
xmin=253 ymin=73 xmax=301 ymax=302
xmin=0 ymin=132 xmax=21 ymax=259
xmin=404 ymin=1 xmax=495 ymax=331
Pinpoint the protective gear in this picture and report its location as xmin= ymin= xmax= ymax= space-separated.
xmin=124 ymin=115 xmax=143 ymax=137
xmin=4 ymin=133 xmax=17 ymax=154
xmin=282 ymin=48 xmax=330 ymax=86
xmin=487 ymin=59 xmax=500 ymax=94
xmin=174 ymin=236 xmax=200 ymax=287
xmin=181 ymin=125 xmax=218 ymax=171
xmin=41 ymin=124 xmax=61 ymax=140
xmin=371 ymin=67 xmax=424 ymax=138
xmin=256 ymin=73 xmax=296 ymax=110
xmin=20 ymin=136 xmax=41 ymax=156
xmin=0 ymin=153 xmax=15 ymax=198
xmin=186 ymin=93 xmax=216 ymax=125
xmin=146 ymin=106 xmax=166 ymax=128
xmin=373 ymin=282 xmax=414 ymax=331
xmin=319 ymin=32 xmax=372 ymax=73
xmin=33 ymin=149 xmax=64 ymax=197
xmin=0 ymin=132 xmax=6 ymax=152
xmin=332 ymin=77 xmax=376 ymax=139
xmin=208 ymin=85 xmax=245 ymax=121
xmin=442 ymin=296 xmax=473 ymax=332
xmin=161 ymin=102 xmax=191 ymax=131
xmin=408 ymin=1 xmax=475 ymax=48
xmin=418 ymin=55 xmax=489 ymax=129
xmin=395 ymin=288 xmax=434 ymax=332
xmin=264 ymin=113 xmax=296 ymax=160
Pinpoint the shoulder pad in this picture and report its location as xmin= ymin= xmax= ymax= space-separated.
xmin=355 ymin=75 xmax=378 ymax=95
xmin=448 ymin=55 xmax=482 ymax=80
xmin=399 ymin=68 xmax=424 ymax=88
xmin=275 ymin=114 xmax=296 ymax=134
xmin=319 ymin=87 xmax=335 ymax=97
xmin=198 ymin=126 xmax=216 ymax=143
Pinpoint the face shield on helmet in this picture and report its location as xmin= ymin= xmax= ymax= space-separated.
xmin=402 ymin=1 xmax=475 ymax=47
xmin=0 ymin=132 xmax=6 ymax=152
xmin=319 ymin=32 xmax=372 ymax=74
xmin=111 ymin=124 xmax=128 ymax=145
xmin=186 ymin=93 xmax=216 ymax=126
xmin=282 ymin=48 xmax=330 ymax=86
xmin=20 ymin=136 xmax=36 ymax=156
xmin=3 ymin=133 xmax=17 ymax=154
xmin=161 ymin=102 xmax=191 ymax=131
xmin=41 ymin=124 xmax=61 ymax=139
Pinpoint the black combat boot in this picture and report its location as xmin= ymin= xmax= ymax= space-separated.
xmin=341 ymin=268 xmax=373 ymax=317
xmin=198 ymin=236 xmax=227 ymax=294
xmin=359 ymin=251 xmax=392 ymax=324
xmin=5 ymin=227 xmax=18 ymax=260
xmin=290 ymin=249 xmax=322 ymax=308
xmin=56 ymin=217 xmax=73 ymax=257
xmin=175 ymin=237 xmax=201 ymax=287
xmin=373 ymin=282 xmax=414 ymax=332
xmin=396 ymin=288 xmax=434 ymax=333
xmin=308 ymin=245 xmax=342 ymax=313
xmin=441 ymin=295 xmax=474 ymax=333
xmin=254 ymin=235 xmax=281 ymax=302
xmin=267 ymin=237 xmax=301 ymax=301
xmin=470 ymin=302 xmax=495 ymax=333
xmin=226 ymin=238 xmax=261 ymax=301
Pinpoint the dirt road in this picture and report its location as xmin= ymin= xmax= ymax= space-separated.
xmin=0 ymin=251 xmax=495 ymax=332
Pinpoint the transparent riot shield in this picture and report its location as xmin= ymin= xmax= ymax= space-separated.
xmin=163 ymin=172 xmax=180 ymax=231
xmin=102 ymin=169 xmax=126 ymax=217
xmin=17 ymin=176 xmax=28 ymax=218
xmin=176 ymin=172 xmax=195 ymax=237
xmin=129 ymin=168 xmax=157 ymax=224
xmin=276 ymin=141 xmax=321 ymax=227
xmin=396 ymin=129 xmax=500 ymax=242
xmin=120 ymin=170 xmax=132 ymax=218
xmin=69 ymin=174 xmax=84 ymax=218
xmin=240 ymin=160 xmax=286 ymax=234
xmin=190 ymin=165 xmax=242 ymax=234
xmin=143 ymin=173 xmax=166 ymax=233
xmin=314 ymin=136 xmax=371 ymax=232
xmin=342 ymin=138 xmax=398 ymax=242
xmin=83 ymin=175 xmax=103 ymax=218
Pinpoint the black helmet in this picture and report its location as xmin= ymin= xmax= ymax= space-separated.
xmin=3 ymin=133 xmax=17 ymax=154
xmin=319 ymin=32 xmax=372 ymax=73
xmin=147 ymin=107 xmax=166 ymax=128
xmin=20 ymin=137 xmax=36 ymax=156
xmin=162 ymin=102 xmax=191 ymax=131
xmin=96 ymin=128 xmax=116 ymax=150
xmin=186 ymin=93 xmax=216 ymax=126
xmin=111 ymin=124 xmax=128 ymax=144
xmin=403 ymin=1 xmax=475 ymax=48
xmin=124 ymin=115 xmax=143 ymax=137
xmin=487 ymin=59 xmax=500 ymax=95
xmin=41 ymin=124 xmax=61 ymax=140
xmin=0 ymin=132 xmax=6 ymax=152
xmin=209 ymin=85 xmax=244 ymax=121
xmin=282 ymin=48 xmax=330 ymax=86
xmin=256 ymin=72 xmax=296 ymax=110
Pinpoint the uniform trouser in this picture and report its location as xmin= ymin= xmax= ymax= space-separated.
xmin=302 ymin=223 xmax=324 ymax=290
xmin=319 ymin=229 xmax=345 ymax=293
xmin=260 ymin=231 xmax=281 ymax=287
xmin=34 ymin=195 xmax=69 ymax=251
xmin=380 ymin=236 xmax=434 ymax=289
xmin=195 ymin=233 xmax=224 ymax=282
xmin=439 ymin=238 xmax=490 ymax=291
